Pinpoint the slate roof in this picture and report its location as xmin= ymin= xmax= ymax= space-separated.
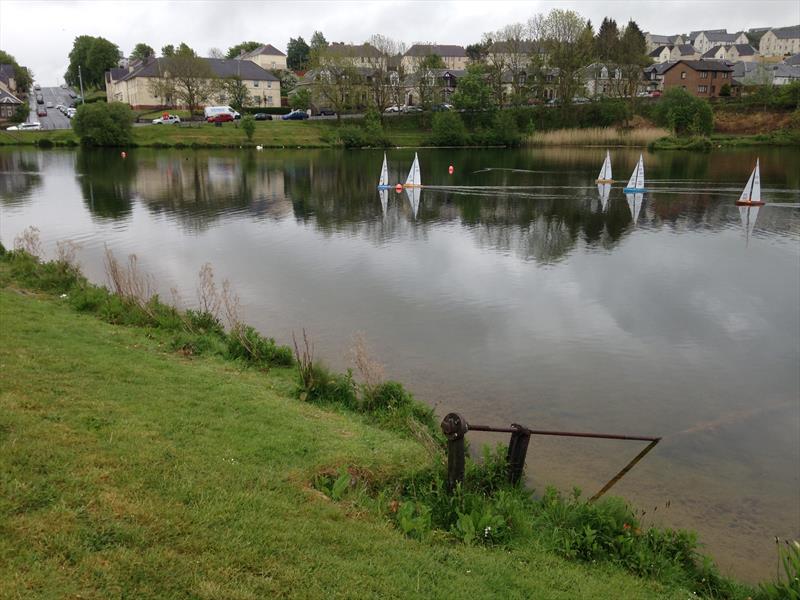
xmin=0 ymin=64 xmax=15 ymax=86
xmin=105 ymin=67 xmax=128 ymax=83
xmin=404 ymin=44 xmax=467 ymax=58
xmin=690 ymin=29 xmax=727 ymax=39
xmin=238 ymin=44 xmax=286 ymax=58
xmin=649 ymin=46 xmax=671 ymax=57
xmin=702 ymin=46 xmax=727 ymax=58
xmin=0 ymin=88 xmax=22 ymax=104
xmin=662 ymin=60 xmax=733 ymax=73
xmin=487 ymin=40 xmax=540 ymax=54
xmin=731 ymin=44 xmax=756 ymax=56
xmin=323 ymin=43 xmax=381 ymax=58
xmin=119 ymin=57 xmax=279 ymax=82
xmin=704 ymin=31 xmax=742 ymax=43
xmin=773 ymin=64 xmax=800 ymax=79
xmin=785 ymin=53 xmax=800 ymax=66
xmin=674 ymin=44 xmax=697 ymax=56
xmin=769 ymin=25 xmax=800 ymax=39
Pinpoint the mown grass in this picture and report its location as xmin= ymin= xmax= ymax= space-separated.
xmin=0 ymin=257 xmax=694 ymax=599
xmin=528 ymin=126 xmax=669 ymax=147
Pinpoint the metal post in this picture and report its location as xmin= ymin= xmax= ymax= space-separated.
xmin=78 ymin=65 xmax=85 ymax=104
xmin=506 ymin=424 xmax=531 ymax=485
xmin=440 ymin=413 xmax=468 ymax=493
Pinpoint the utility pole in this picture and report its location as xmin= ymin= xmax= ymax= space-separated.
xmin=78 ymin=65 xmax=85 ymax=104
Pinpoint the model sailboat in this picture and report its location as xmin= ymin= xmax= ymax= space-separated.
xmin=596 ymin=151 xmax=613 ymax=183
xmin=735 ymin=159 xmax=764 ymax=206
xmin=405 ymin=152 xmax=422 ymax=188
xmin=623 ymin=154 xmax=646 ymax=193
xmin=377 ymin=153 xmax=390 ymax=189
xmin=597 ymin=183 xmax=611 ymax=211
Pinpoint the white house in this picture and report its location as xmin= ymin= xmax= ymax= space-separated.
xmin=402 ymin=45 xmax=468 ymax=71
xmin=758 ymin=25 xmax=800 ymax=57
xmin=644 ymin=33 xmax=685 ymax=53
xmin=236 ymin=44 xmax=287 ymax=71
xmin=692 ymin=30 xmax=748 ymax=54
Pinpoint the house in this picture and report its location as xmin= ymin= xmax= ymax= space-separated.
xmin=648 ymin=46 xmax=673 ymax=63
xmin=701 ymin=46 xmax=728 ymax=61
xmin=661 ymin=60 xmax=734 ymax=97
xmin=643 ymin=61 xmax=676 ymax=92
xmin=403 ymin=68 xmax=466 ymax=106
xmin=106 ymin=57 xmax=281 ymax=109
xmin=581 ymin=63 xmax=622 ymax=96
xmin=785 ymin=53 xmax=800 ymax=66
xmin=691 ymin=30 xmax=748 ymax=54
xmin=236 ymin=44 xmax=287 ymax=71
xmin=0 ymin=64 xmax=17 ymax=94
xmin=402 ymin=45 xmax=468 ymax=71
xmin=758 ymin=25 xmax=800 ymax=57
xmin=644 ymin=33 xmax=685 ymax=53
xmin=772 ymin=63 xmax=800 ymax=85
xmin=318 ymin=43 xmax=382 ymax=67
xmin=702 ymin=44 xmax=757 ymax=62
xmin=0 ymin=88 xmax=22 ymax=119
xmin=486 ymin=40 xmax=542 ymax=68
xmin=670 ymin=44 xmax=699 ymax=61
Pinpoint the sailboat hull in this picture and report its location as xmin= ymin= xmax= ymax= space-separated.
xmin=596 ymin=178 xmax=613 ymax=184
xmin=623 ymin=187 xmax=647 ymax=193
xmin=735 ymin=200 xmax=764 ymax=206
xmin=377 ymin=185 xmax=393 ymax=190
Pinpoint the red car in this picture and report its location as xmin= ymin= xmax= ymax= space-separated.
xmin=207 ymin=113 xmax=234 ymax=123
xmin=37 ymin=107 xmax=47 ymax=117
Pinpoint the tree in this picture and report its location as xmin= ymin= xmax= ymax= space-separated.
xmin=616 ymin=20 xmax=649 ymax=100
xmin=451 ymin=63 xmax=494 ymax=112
xmin=221 ymin=76 xmax=250 ymax=110
xmin=226 ymin=41 xmax=261 ymax=59
xmin=654 ymin=88 xmax=713 ymax=136
xmin=208 ymin=47 xmax=224 ymax=59
xmin=309 ymin=31 xmax=328 ymax=65
xmin=0 ymin=50 xmax=32 ymax=92
xmin=290 ymin=87 xmax=312 ymax=110
xmin=130 ymin=43 xmax=155 ymax=62
xmin=162 ymin=44 xmax=218 ymax=115
xmin=410 ymin=53 xmax=445 ymax=109
xmin=279 ymin=70 xmax=298 ymax=95
xmin=65 ymin=35 xmax=121 ymax=90
xmin=72 ymin=101 xmax=133 ymax=146
xmin=241 ymin=114 xmax=255 ymax=141
xmin=366 ymin=35 xmax=406 ymax=112
xmin=161 ymin=44 xmax=175 ymax=57
xmin=485 ymin=23 xmax=529 ymax=106
xmin=309 ymin=51 xmax=359 ymax=120
xmin=465 ymin=41 xmax=489 ymax=63
xmin=539 ymin=9 xmax=593 ymax=104
xmin=287 ymin=37 xmax=310 ymax=71
xmin=594 ymin=18 xmax=620 ymax=61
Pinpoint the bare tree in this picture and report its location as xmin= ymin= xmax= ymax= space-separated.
xmin=208 ymin=47 xmax=224 ymax=59
xmin=366 ymin=35 xmax=406 ymax=112
xmin=164 ymin=47 xmax=219 ymax=116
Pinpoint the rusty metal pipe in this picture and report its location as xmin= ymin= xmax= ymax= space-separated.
xmin=468 ymin=424 xmax=660 ymax=443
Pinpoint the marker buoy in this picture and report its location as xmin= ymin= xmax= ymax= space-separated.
xmin=448 ymin=165 xmax=454 ymax=175
xmin=395 ymin=183 xmax=403 ymax=193
xmin=120 ymin=151 xmax=127 ymax=159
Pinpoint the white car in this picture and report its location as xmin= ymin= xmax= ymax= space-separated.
xmin=7 ymin=122 xmax=42 ymax=131
xmin=383 ymin=105 xmax=401 ymax=113
xmin=152 ymin=114 xmax=181 ymax=125
xmin=66 ymin=108 xmax=77 ymax=118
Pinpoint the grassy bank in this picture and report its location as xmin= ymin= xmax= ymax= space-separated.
xmin=648 ymin=130 xmax=800 ymax=151
xmin=0 ymin=249 xmax=713 ymax=599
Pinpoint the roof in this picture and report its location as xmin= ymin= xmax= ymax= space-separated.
xmin=119 ymin=57 xmax=279 ymax=82
xmin=238 ymin=44 xmax=286 ymax=58
xmin=648 ymin=34 xmax=682 ymax=44
xmin=649 ymin=46 xmax=671 ymax=57
xmin=0 ymin=88 xmax=22 ymax=104
xmin=731 ymin=44 xmax=756 ymax=56
xmin=773 ymin=64 xmax=800 ymax=78
xmin=487 ymin=40 xmax=539 ymax=54
xmin=323 ymin=43 xmax=381 ymax=58
xmin=702 ymin=46 xmax=727 ymax=58
xmin=105 ymin=67 xmax=128 ymax=83
xmin=675 ymin=44 xmax=697 ymax=56
xmin=662 ymin=60 xmax=733 ymax=73
xmin=785 ymin=53 xmax=800 ymax=66
xmin=645 ymin=61 xmax=678 ymax=75
xmin=404 ymin=44 xmax=467 ymax=58
xmin=704 ymin=31 xmax=742 ymax=43
xmin=403 ymin=68 xmax=467 ymax=85
xmin=768 ymin=25 xmax=800 ymax=40
xmin=690 ymin=29 xmax=727 ymax=39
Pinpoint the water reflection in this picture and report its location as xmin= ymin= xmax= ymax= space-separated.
xmin=0 ymin=150 xmax=42 ymax=205
xmin=76 ymin=149 xmax=137 ymax=220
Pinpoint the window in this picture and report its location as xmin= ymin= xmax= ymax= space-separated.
xmin=254 ymin=80 xmax=259 ymax=87
xmin=267 ymin=96 xmax=273 ymax=106
xmin=712 ymin=71 xmax=717 ymax=79
xmin=271 ymin=61 xmax=276 ymax=69
xmin=700 ymin=71 xmax=708 ymax=79
xmin=681 ymin=71 xmax=687 ymax=79
xmin=267 ymin=81 xmax=272 ymax=88
xmin=722 ymin=72 xmax=729 ymax=79
xmin=697 ymin=85 xmax=708 ymax=93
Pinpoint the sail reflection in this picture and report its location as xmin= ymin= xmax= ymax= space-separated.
xmin=738 ymin=205 xmax=760 ymax=246
xmin=597 ymin=183 xmax=611 ymax=212
xmin=625 ymin=192 xmax=644 ymax=224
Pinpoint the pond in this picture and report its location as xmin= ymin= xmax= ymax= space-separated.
xmin=1 ymin=145 xmax=798 ymax=582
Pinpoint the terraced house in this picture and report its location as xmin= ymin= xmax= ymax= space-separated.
xmin=401 ymin=44 xmax=468 ymax=71
xmin=758 ymin=25 xmax=800 ymax=56
xmin=106 ymin=57 xmax=280 ymax=110
xmin=690 ymin=29 xmax=748 ymax=54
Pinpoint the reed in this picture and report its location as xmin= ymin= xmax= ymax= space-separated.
xmin=529 ymin=127 xmax=669 ymax=147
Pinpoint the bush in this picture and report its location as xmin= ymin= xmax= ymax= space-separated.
xmin=653 ymin=88 xmax=714 ymax=136
xmin=227 ymin=325 xmax=294 ymax=368
xmin=11 ymin=103 xmax=28 ymax=124
xmin=72 ymin=101 xmax=134 ymax=146
xmin=487 ymin=110 xmax=522 ymax=146
xmin=241 ymin=114 xmax=255 ymax=141
xmin=337 ymin=109 xmax=390 ymax=148
xmin=428 ymin=111 xmax=468 ymax=146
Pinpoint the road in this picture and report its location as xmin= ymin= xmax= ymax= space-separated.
xmin=28 ymin=86 xmax=77 ymax=130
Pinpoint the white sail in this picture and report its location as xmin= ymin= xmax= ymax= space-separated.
xmin=626 ymin=155 xmax=645 ymax=190
xmin=625 ymin=192 xmax=643 ymax=223
xmin=597 ymin=183 xmax=611 ymax=211
xmin=739 ymin=159 xmax=761 ymax=202
xmin=597 ymin=151 xmax=612 ymax=181
xmin=405 ymin=185 xmax=421 ymax=218
xmin=738 ymin=205 xmax=760 ymax=243
xmin=405 ymin=152 xmax=421 ymax=187
xmin=379 ymin=153 xmax=388 ymax=187
xmin=379 ymin=188 xmax=388 ymax=216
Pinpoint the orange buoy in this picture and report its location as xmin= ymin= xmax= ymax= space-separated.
xmin=121 ymin=151 xmax=127 ymax=159
xmin=448 ymin=165 xmax=454 ymax=175
xmin=395 ymin=183 xmax=403 ymax=193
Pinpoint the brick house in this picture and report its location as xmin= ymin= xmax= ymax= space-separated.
xmin=661 ymin=60 xmax=734 ymax=97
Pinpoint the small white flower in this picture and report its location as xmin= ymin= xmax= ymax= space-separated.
xmin=60 ymin=294 xmax=68 ymax=299
xmin=484 ymin=526 xmax=492 ymax=537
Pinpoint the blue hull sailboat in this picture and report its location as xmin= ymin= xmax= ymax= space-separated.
xmin=377 ymin=153 xmax=391 ymax=190
xmin=622 ymin=154 xmax=647 ymax=193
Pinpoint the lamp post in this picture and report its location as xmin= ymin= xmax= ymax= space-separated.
xmin=78 ymin=65 xmax=85 ymax=104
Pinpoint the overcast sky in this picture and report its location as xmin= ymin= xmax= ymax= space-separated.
xmin=1 ymin=0 xmax=798 ymax=85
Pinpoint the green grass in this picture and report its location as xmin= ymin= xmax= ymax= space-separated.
xmin=0 ymin=273 xmax=694 ymax=598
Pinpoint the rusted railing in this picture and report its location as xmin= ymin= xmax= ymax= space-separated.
xmin=440 ymin=412 xmax=660 ymax=501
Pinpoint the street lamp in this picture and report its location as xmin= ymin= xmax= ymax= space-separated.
xmin=78 ymin=65 xmax=85 ymax=104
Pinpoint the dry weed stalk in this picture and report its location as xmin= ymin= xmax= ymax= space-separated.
xmin=221 ymin=279 xmax=241 ymax=330
xmin=55 ymin=240 xmax=82 ymax=268
xmin=197 ymin=262 xmax=222 ymax=318
xmin=103 ymin=246 xmax=155 ymax=308
xmin=293 ymin=328 xmax=315 ymax=393
xmin=13 ymin=226 xmax=43 ymax=257
xmin=350 ymin=332 xmax=385 ymax=390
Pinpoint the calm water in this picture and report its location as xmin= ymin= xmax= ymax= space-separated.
xmin=2 ymin=146 xmax=799 ymax=581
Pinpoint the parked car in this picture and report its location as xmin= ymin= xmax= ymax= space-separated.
xmin=317 ymin=107 xmax=336 ymax=116
xmin=56 ymin=104 xmax=65 ymax=113
xmin=152 ymin=114 xmax=181 ymax=125
xmin=46 ymin=101 xmax=54 ymax=108
xmin=204 ymin=106 xmax=240 ymax=121
xmin=649 ymin=90 xmax=662 ymax=98
xmin=402 ymin=105 xmax=423 ymax=113
xmin=207 ymin=113 xmax=234 ymax=123
xmin=431 ymin=103 xmax=453 ymax=112
xmin=572 ymin=97 xmax=591 ymax=104
xmin=281 ymin=110 xmax=309 ymax=120
xmin=253 ymin=113 xmax=272 ymax=121
xmin=37 ymin=107 xmax=47 ymax=117
xmin=384 ymin=105 xmax=401 ymax=113
xmin=36 ymin=94 xmax=44 ymax=104
xmin=66 ymin=108 xmax=77 ymax=118
xmin=34 ymin=83 xmax=41 ymax=90
xmin=7 ymin=122 xmax=42 ymax=131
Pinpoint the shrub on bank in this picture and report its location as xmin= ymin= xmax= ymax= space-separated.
xmin=428 ymin=111 xmax=469 ymax=146
xmin=72 ymin=101 xmax=134 ymax=146
xmin=653 ymin=88 xmax=713 ymax=136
